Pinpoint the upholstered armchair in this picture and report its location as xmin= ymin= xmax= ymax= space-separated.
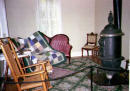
xmin=82 ymin=32 xmax=97 ymax=57
xmin=50 ymin=34 xmax=72 ymax=64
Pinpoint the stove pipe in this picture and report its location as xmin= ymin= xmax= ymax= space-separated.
xmin=113 ymin=0 xmax=122 ymax=30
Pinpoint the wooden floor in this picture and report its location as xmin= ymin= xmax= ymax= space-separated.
xmin=3 ymin=56 xmax=100 ymax=91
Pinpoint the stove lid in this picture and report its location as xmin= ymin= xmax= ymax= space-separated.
xmin=100 ymin=11 xmax=124 ymax=37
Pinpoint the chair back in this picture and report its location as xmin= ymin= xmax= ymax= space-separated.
xmin=87 ymin=32 xmax=97 ymax=45
xmin=0 ymin=39 xmax=22 ymax=77
xmin=50 ymin=34 xmax=70 ymax=53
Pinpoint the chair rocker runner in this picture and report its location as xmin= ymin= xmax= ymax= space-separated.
xmin=0 ymin=38 xmax=52 ymax=91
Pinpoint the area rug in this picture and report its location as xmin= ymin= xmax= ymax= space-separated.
xmin=48 ymin=57 xmax=128 ymax=91
xmin=49 ymin=67 xmax=73 ymax=79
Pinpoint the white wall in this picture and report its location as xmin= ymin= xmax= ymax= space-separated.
xmin=95 ymin=0 xmax=113 ymax=36
xmin=5 ymin=0 xmax=129 ymax=58
xmin=122 ymin=0 xmax=130 ymax=59
xmin=61 ymin=0 xmax=95 ymax=56
xmin=5 ymin=0 xmax=37 ymax=38
xmin=5 ymin=0 xmax=95 ymax=57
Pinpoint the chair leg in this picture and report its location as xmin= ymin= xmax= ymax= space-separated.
xmin=87 ymin=50 xmax=89 ymax=56
xmin=45 ymin=63 xmax=52 ymax=89
xmin=2 ymin=64 xmax=9 ymax=91
xmin=92 ymin=50 xmax=94 ymax=56
xmin=41 ymin=64 xmax=48 ymax=91
xmin=40 ymin=74 xmax=47 ymax=91
xmin=69 ymin=57 xmax=71 ymax=64
xmin=45 ymin=73 xmax=52 ymax=89
xmin=67 ymin=56 xmax=71 ymax=64
xmin=81 ymin=49 xmax=83 ymax=57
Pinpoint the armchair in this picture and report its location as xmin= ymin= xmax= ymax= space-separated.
xmin=50 ymin=34 xmax=72 ymax=64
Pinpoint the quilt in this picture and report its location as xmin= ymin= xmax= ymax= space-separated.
xmin=28 ymin=31 xmax=66 ymax=65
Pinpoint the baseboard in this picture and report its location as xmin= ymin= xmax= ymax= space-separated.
xmin=71 ymin=51 xmax=92 ymax=57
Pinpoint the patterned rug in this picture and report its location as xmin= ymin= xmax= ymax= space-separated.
xmin=49 ymin=67 xmax=73 ymax=79
xmin=48 ymin=57 xmax=129 ymax=91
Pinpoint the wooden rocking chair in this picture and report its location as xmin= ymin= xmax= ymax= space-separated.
xmin=0 ymin=38 xmax=52 ymax=91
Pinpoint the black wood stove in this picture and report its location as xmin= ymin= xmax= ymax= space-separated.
xmin=99 ymin=11 xmax=124 ymax=70
xmin=99 ymin=0 xmax=124 ymax=71
xmin=95 ymin=0 xmax=128 ymax=85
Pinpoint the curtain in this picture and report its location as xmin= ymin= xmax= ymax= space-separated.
xmin=36 ymin=0 xmax=62 ymax=37
xmin=0 ymin=0 xmax=8 ymax=38
xmin=0 ymin=0 xmax=8 ymax=78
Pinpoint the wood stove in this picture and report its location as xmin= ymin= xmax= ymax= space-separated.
xmin=99 ymin=11 xmax=124 ymax=70
xmin=97 ymin=0 xmax=127 ymax=85
xmin=92 ymin=0 xmax=128 ymax=86
xmin=99 ymin=0 xmax=124 ymax=71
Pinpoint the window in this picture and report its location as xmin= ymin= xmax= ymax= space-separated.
xmin=0 ymin=0 xmax=8 ymax=38
xmin=36 ymin=0 xmax=62 ymax=37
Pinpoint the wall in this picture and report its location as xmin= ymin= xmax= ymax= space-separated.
xmin=5 ymin=0 xmax=95 ymax=57
xmin=5 ymin=0 xmax=129 ymax=58
xmin=95 ymin=0 xmax=113 ymax=39
xmin=95 ymin=0 xmax=129 ymax=59
xmin=122 ymin=0 xmax=130 ymax=59
xmin=61 ymin=0 xmax=95 ymax=56
xmin=0 ymin=0 xmax=8 ymax=37
xmin=5 ymin=0 xmax=37 ymax=38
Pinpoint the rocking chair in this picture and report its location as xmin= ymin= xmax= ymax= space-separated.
xmin=0 ymin=38 xmax=52 ymax=91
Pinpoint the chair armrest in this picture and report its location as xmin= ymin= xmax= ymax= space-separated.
xmin=21 ymin=61 xmax=49 ymax=69
xmin=18 ymin=61 xmax=51 ymax=77
xmin=21 ymin=60 xmax=52 ymax=73
xmin=17 ymin=70 xmax=45 ymax=77
xmin=64 ymin=44 xmax=72 ymax=55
